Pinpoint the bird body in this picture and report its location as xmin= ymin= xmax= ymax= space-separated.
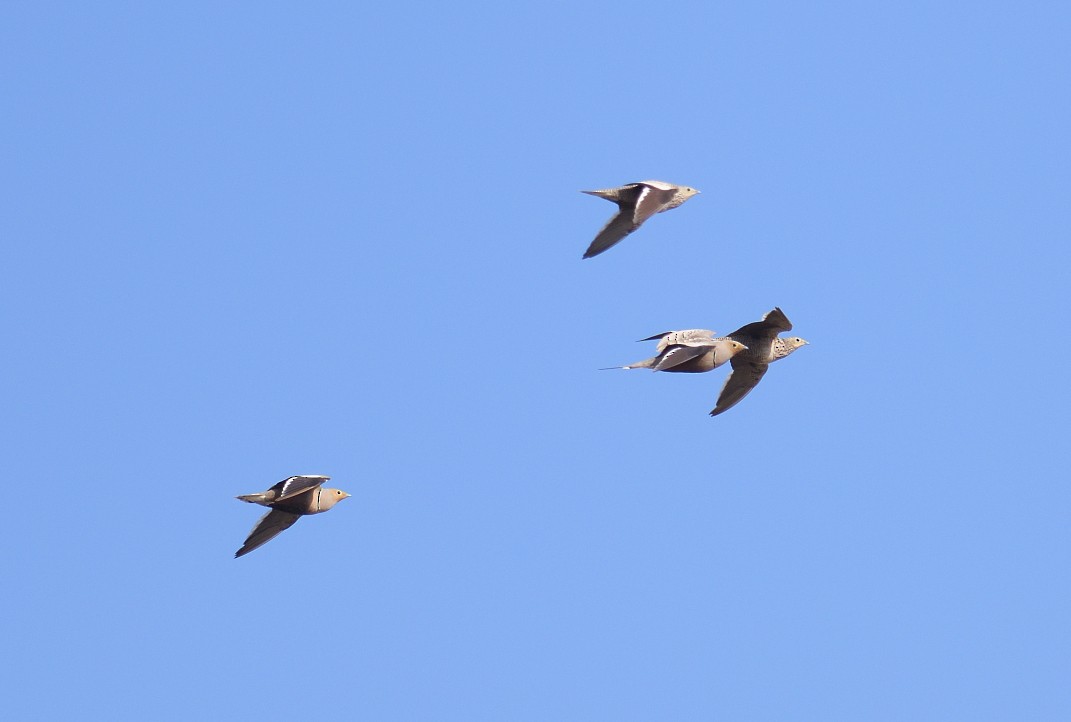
xmin=581 ymin=180 xmax=699 ymax=258
xmin=710 ymin=308 xmax=808 ymax=416
xmin=234 ymin=475 xmax=350 ymax=558
xmin=610 ymin=329 xmax=748 ymax=372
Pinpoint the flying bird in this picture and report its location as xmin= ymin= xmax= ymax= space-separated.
xmin=581 ymin=180 xmax=699 ymax=259
xmin=710 ymin=308 xmax=809 ymax=416
xmin=606 ymin=329 xmax=748 ymax=372
xmin=234 ymin=475 xmax=350 ymax=558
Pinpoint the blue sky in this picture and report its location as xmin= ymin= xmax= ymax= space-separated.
xmin=3 ymin=2 xmax=1069 ymax=719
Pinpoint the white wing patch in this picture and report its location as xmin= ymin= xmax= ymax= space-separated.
xmin=631 ymin=186 xmax=653 ymax=223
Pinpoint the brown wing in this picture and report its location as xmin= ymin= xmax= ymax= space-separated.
xmin=235 ymin=509 xmax=301 ymax=558
xmin=653 ymin=345 xmax=712 ymax=371
xmin=269 ymin=475 xmax=330 ymax=501
xmin=630 ymin=184 xmax=678 ymax=225
xmin=583 ymin=209 xmax=641 ymax=258
xmin=710 ymin=359 xmax=769 ymax=416
xmin=727 ymin=308 xmax=792 ymax=345
xmin=582 ymin=184 xmax=678 ymax=258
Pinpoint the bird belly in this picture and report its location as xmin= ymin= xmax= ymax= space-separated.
xmin=269 ymin=499 xmax=312 ymax=515
xmin=660 ymin=358 xmax=713 ymax=373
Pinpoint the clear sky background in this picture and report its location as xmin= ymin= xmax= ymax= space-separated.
xmin=3 ymin=2 xmax=1069 ymax=720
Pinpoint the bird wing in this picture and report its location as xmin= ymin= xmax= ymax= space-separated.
xmin=660 ymin=329 xmax=718 ymax=351
xmin=582 ymin=183 xmax=679 ymax=258
xmin=275 ymin=475 xmax=330 ymax=501
xmin=630 ymin=184 xmax=678 ymax=225
xmin=727 ymin=307 xmax=792 ymax=344
xmin=761 ymin=307 xmax=792 ymax=331
xmin=235 ymin=509 xmax=301 ymax=558
xmin=653 ymin=344 xmax=711 ymax=371
xmin=637 ymin=329 xmax=717 ymax=353
xmin=672 ymin=329 xmax=719 ymax=345
xmin=583 ymin=210 xmax=641 ymax=258
xmin=710 ymin=359 xmax=769 ymax=416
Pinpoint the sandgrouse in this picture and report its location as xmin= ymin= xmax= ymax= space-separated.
xmin=581 ymin=180 xmax=699 ymax=258
xmin=234 ymin=475 xmax=349 ymax=558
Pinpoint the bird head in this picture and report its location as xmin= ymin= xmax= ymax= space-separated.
xmin=318 ymin=488 xmax=351 ymax=512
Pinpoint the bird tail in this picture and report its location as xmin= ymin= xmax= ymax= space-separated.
xmin=599 ymin=356 xmax=656 ymax=371
xmin=581 ymin=188 xmax=620 ymax=202
xmin=236 ymin=493 xmax=271 ymax=504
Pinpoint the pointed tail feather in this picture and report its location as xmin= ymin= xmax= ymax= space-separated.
xmin=600 ymin=356 xmax=658 ymax=371
xmin=581 ymin=188 xmax=620 ymax=202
